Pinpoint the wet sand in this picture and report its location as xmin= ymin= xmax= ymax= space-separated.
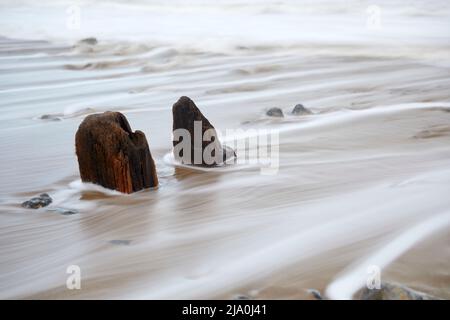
xmin=0 ymin=26 xmax=450 ymax=299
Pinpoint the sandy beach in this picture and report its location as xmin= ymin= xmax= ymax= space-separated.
xmin=0 ymin=0 xmax=449 ymax=299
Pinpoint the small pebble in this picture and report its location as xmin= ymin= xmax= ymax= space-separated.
xmin=292 ymin=103 xmax=312 ymax=115
xmin=47 ymin=207 xmax=78 ymax=215
xmin=266 ymin=107 xmax=284 ymax=117
xmin=21 ymin=193 xmax=52 ymax=209
xmin=40 ymin=114 xmax=62 ymax=121
xmin=307 ymin=289 xmax=323 ymax=300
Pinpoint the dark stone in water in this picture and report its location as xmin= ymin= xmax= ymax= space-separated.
xmin=47 ymin=207 xmax=78 ymax=215
xmin=307 ymin=289 xmax=324 ymax=300
xmin=40 ymin=114 xmax=62 ymax=121
xmin=78 ymin=37 xmax=98 ymax=45
xmin=358 ymin=282 xmax=440 ymax=300
xmin=22 ymin=193 xmax=52 ymax=209
xmin=233 ymin=294 xmax=252 ymax=300
xmin=266 ymin=107 xmax=284 ymax=117
xmin=75 ymin=111 xmax=158 ymax=194
xmin=172 ymin=96 xmax=236 ymax=166
xmin=292 ymin=104 xmax=312 ymax=115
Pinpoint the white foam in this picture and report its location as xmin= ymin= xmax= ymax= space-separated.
xmin=67 ymin=179 xmax=124 ymax=196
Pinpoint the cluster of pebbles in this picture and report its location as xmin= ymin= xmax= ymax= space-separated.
xmin=266 ymin=103 xmax=313 ymax=118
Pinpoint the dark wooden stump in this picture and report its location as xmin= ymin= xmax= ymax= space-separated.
xmin=172 ymin=96 xmax=235 ymax=166
xmin=75 ymin=111 xmax=158 ymax=193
